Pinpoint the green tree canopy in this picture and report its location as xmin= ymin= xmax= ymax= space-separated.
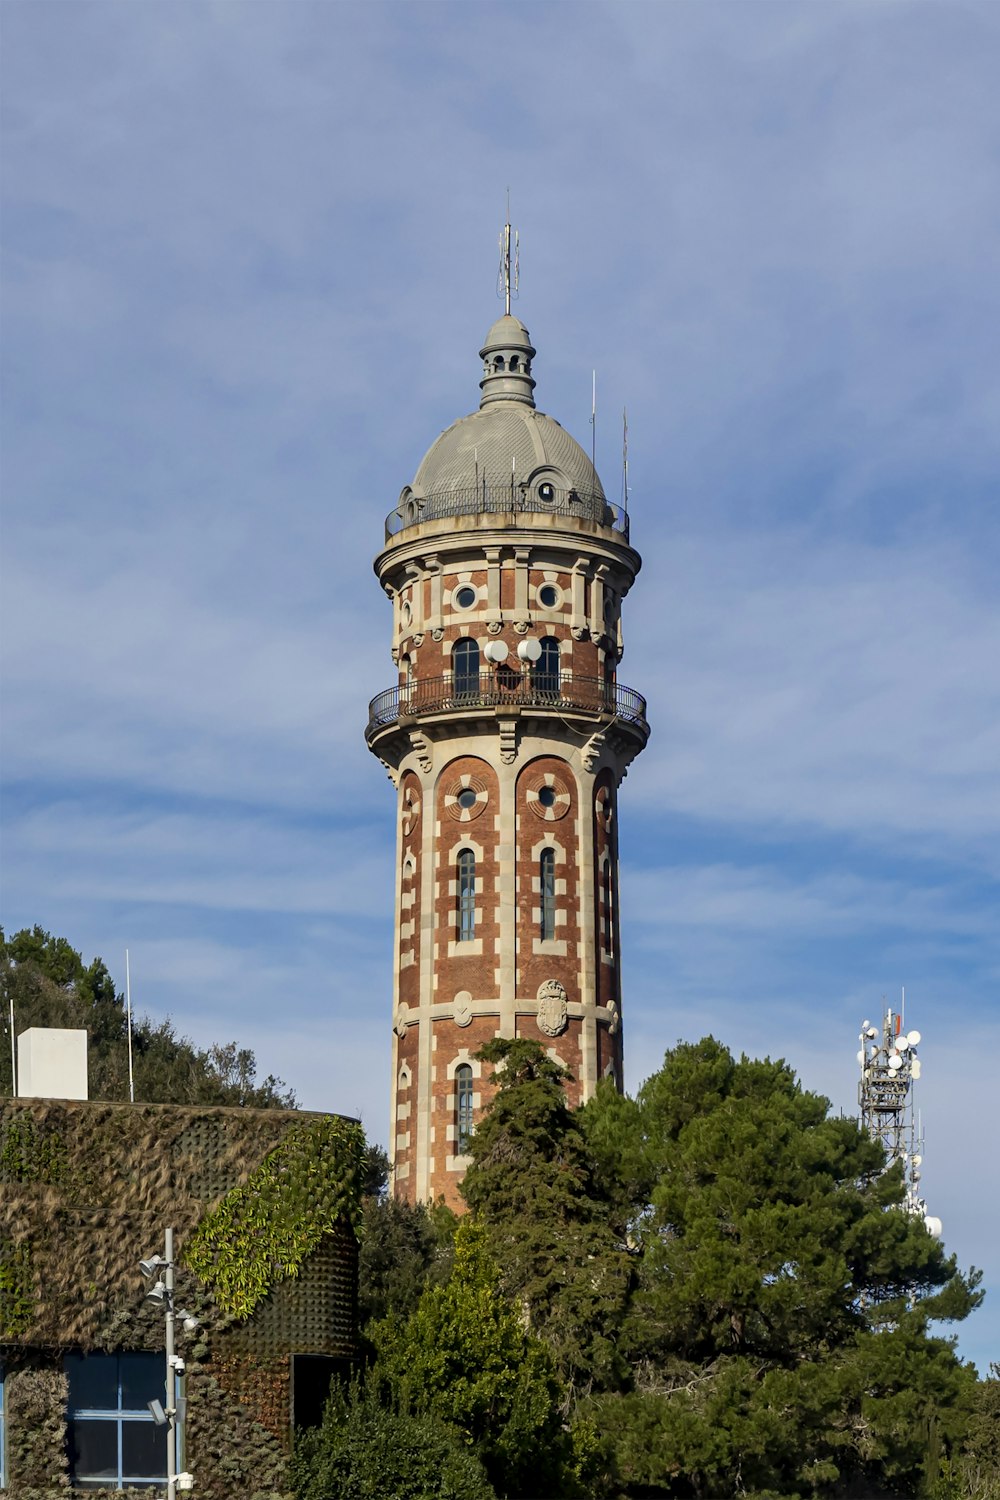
xmin=370 ymin=1218 xmax=575 ymax=1498
xmin=1 ymin=925 xmax=295 ymax=1107
xmin=580 ymin=1037 xmax=982 ymax=1498
xmin=460 ymin=1038 xmax=633 ymax=1400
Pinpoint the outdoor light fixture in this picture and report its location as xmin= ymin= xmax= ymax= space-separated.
xmin=139 ymin=1255 xmax=166 ymax=1279
xmin=144 ymin=1280 xmax=166 ymax=1305
xmin=176 ymin=1308 xmax=200 ymax=1333
xmin=148 ymin=1399 xmax=167 ymax=1427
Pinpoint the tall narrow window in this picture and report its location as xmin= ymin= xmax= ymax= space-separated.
xmin=453 ymin=638 xmax=480 ymax=698
xmin=536 ymin=637 xmax=561 ymax=697
xmin=457 ymin=849 xmax=476 ymax=941
xmin=602 ymin=861 xmax=614 ymax=956
xmin=65 ymin=1352 xmax=168 ymax=1490
xmin=539 ymin=848 xmax=556 ymax=941
xmin=456 ymin=1064 xmax=474 ymax=1153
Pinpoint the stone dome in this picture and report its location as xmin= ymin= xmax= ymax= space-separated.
xmin=407 ymin=314 xmax=607 ymax=524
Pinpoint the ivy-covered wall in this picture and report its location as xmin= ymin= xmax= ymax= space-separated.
xmin=0 ymin=1099 xmax=365 ymax=1498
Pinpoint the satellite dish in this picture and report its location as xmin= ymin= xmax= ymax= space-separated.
xmin=517 ymin=637 xmax=542 ymax=663
xmin=870 ymin=1044 xmax=879 ymax=1056
xmin=887 ymin=1054 xmax=902 ymax=1071
xmin=924 ymin=1215 xmax=943 ymax=1238
xmin=912 ymin=1154 xmax=922 ymax=1167
xmin=862 ymin=1019 xmax=871 ymax=1030
xmin=907 ymin=1030 xmax=921 ymax=1046
xmin=484 ymin=640 xmax=509 ymax=663
xmin=910 ymin=1059 xmax=921 ymax=1079
xmin=866 ymin=1027 xmax=878 ymax=1039
xmin=895 ymin=1036 xmax=909 ymax=1051
xmin=857 ymin=1050 xmax=865 ymax=1065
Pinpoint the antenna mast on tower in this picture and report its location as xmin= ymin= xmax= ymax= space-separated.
xmin=857 ymin=999 xmax=940 ymax=1237
xmin=497 ymin=192 xmax=519 ymax=315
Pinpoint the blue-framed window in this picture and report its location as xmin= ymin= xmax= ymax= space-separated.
xmin=457 ymin=849 xmax=476 ymax=941
xmin=456 ymin=1065 xmax=474 ymax=1154
xmin=65 ymin=1352 xmax=168 ymax=1490
xmin=1 ymin=1364 xmax=6 ymax=1489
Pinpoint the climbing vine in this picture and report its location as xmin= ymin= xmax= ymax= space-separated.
xmin=184 ymin=1115 xmax=365 ymax=1319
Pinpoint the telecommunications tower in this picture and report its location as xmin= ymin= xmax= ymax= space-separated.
xmin=857 ymin=1001 xmax=941 ymax=1237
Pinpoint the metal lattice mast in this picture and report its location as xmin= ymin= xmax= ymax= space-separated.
xmin=857 ymin=1000 xmax=940 ymax=1236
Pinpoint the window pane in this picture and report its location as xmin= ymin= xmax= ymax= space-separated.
xmin=68 ymin=1419 xmax=119 ymax=1479
xmin=122 ymin=1418 xmax=168 ymax=1479
xmin=66 ymin=1354 xmax=118 ymax=1412
xmin=120 ymin=1353 xmax=166 ymax=1409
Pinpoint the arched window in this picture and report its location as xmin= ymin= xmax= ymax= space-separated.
xmin=457 ymin=849 xmax=476 ymax=941
xmin=456 ymin=1064 xmax=474 ymax=1153
xmin=400 ymin=654 xmax=412 ymax=706
xmin=536 ymin=637 xmax=561 ymax=697
xmin=453 ymin=638 xmax=480 ymax=698
xmin=539 ymin=848 xmax=556 ymax=941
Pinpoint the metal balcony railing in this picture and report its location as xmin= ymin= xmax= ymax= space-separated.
xmin=384 ymin=482 xmax=630 ymax=542
xmin=366 ymin=671 xmax=648 ymax=738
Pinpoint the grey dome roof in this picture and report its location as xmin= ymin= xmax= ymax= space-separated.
xmin=413 ymin=402 xmax=605 ymax=506
xmin=409 ymin=313 xmax=606 ymax=519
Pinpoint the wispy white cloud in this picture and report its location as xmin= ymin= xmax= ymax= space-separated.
xmin=2 ymin=0 xmax=997 ymax=1366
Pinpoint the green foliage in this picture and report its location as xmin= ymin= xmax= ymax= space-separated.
xmin=578 ymin=1036 xmax=981 ymax=1496
xmin=1 ymin=925 xmax=296 ymax=1108
xmin=292 ymin=1378 xmax=496 ymax=1500
xmin=951 ymin=1364 xmax=1000 ymax=1500
xmin=0 ymin=1113 xmax=67 ymax=1183
xmin=184 ymin=1115 xmax=365 ymax=1318
xmin=461 ymin=1038 xmax=633 ymax=1399
xmin=371 ymin=1219 xmax=573 ymax=1498
xmin=358 ymin=1193 xmax=454 ymax=1333
xmin=0 ymin=1238 xmax=35 ymax=1337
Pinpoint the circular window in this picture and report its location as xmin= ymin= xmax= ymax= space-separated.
xmin=538 ymin=584 xmax=559 ymax=608
xmin=454 ymin=585 xmax=477 ymax=610
xmin=526 ymin=773 xmax=571 ymax=821
xmin=445 ymin=775 xmax=488 ymax=822
xmin=538 ymin=481 xmax=556 ymax=503
xmin=401 ymin=600 xmax=412 ymax=628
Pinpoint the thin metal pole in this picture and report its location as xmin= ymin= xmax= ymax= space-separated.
xmin=165 ymin=1227 xmax=176 ymax=1500
xmin=125 ymin=949 xmax=135 ymax=1103
xmin=9 ymin=996 xmax=16 ymax=1095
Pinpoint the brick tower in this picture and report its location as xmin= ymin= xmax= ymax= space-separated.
xmin=366 ymin=234 xmax=649 ymax=1206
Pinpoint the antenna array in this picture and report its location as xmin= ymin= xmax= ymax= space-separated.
xmin=857 ymin=1003 xmax=941 ymax=1237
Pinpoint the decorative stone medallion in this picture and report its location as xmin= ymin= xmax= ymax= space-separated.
xmin=595 ymin=785 xmax=613 ymax=832
xmin=401 ymin=784 xmax=421 ymax=836
xmin=527 ymin=772 xmax=571 ymax=821
xmin=607 ymin=999 xmax=621 ymax=1036
xmin=445 ymin=774 xmax=488 ymax=822
xmin=394 ymin=1004 xmax=410 ymax=1039
xmin=453 ymin=991 xmax=473 ymax=1027
xmin=536 ymin=979 xmax=568 ymax=1037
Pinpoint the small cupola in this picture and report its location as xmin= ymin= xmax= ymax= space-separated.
xmin=479 ymin=315 xmax=537 ymax=408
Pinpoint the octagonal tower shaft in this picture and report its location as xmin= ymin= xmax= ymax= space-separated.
xmin=366 ymin=307 xmax=649 ymax=1208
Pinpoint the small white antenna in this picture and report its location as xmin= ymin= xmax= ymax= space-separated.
xmin=125 ymin=948 xmax=135 ymax=1103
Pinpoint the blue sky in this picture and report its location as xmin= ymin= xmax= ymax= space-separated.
xmin=2 ymin=1 xmax=998 ymax=1371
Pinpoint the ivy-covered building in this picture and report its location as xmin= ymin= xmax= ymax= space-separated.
xmin=0 ymin=1095 xmax=364 ymax=1496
